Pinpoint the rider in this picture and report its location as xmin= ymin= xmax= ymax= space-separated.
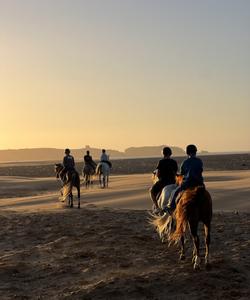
xmin=166 ymin=144 xmax=204 ymax=213
xmin=100 ymin=149 xmax=112 ymax=168
xmin=84 ymin=150 xmax=96 ymax=171
xmin=150 ymin=147 xmax=178 ymax=212
xmin=61 ymin=148 xmax=76 ymax=181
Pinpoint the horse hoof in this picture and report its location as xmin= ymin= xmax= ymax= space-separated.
xmin=205 ymin=262 xmax=211 ymax=270
xmin=179 ymin=255 xmax=185 ymax=261
xmin=78 ymin=205 xmax=80 ymax=209
xmin=193 ymin=256 xmax=201 ymax=270
xmin=193 ymin=264 xmax=200 ymax=271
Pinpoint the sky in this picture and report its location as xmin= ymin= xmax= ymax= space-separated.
xmin=0 ymin=0 xmax=249 ymax=152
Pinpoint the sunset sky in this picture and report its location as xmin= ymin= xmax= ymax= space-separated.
xmin=1 ymin=0 xmax=249 ymax=152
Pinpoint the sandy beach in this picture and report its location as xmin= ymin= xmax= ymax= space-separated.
xmin=0 ymin=170 xmax=250 ymax=212
xmin=0 ymin=170 xmax=250 ymax=299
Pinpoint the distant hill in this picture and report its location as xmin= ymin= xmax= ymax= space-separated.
xmin=0 ymin=145 xmax=186 ymax=162
xmin=124 ymin=145 xmax=185 ymax=157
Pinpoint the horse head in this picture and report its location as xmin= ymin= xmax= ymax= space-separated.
xmin=152 ymin=169 xmax=159 ymax=184
xmin=54 ymin=163 xmax=63 ymax=178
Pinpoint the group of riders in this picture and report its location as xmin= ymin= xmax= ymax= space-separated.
xmin=59 ymin=148 xmax=112 ymax=183
xmin=59 ymin=144 xmax=204 ymax=215
xmin=150 ymin=144 xmax=204 ymax=216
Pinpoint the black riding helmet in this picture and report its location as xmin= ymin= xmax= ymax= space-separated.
xmin=65 ymin=148 xmax=70 ymax=154
xmin=163 ymin=146 xmax=172 ymax=156
xmin=186 ymin=144 xmax=197 ymax=155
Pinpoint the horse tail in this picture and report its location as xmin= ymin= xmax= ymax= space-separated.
xmin=62 ymin=181 xmax=72 ymax=201
xmin=150 ymin=213 xmax=173 ymax=241
xmin=96 ymin=163 xmax=101 ymax=175
xmin=170 ymin=187 xmax=200 ymax=242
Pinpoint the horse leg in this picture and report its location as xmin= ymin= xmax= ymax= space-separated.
xmin=99 ymin=174 xmax=102 ymax=188
xmin=77 ymin=186 xmax=80 ymax=209
xmin=70 ymin=192 xmax=73 ymax=208
xmin=103 ymin=175 xmax=106 ymax=188
xmin=204 ymin=222 xmax=211 ymax=268
xmin=68 ymin=193 xmax=72 ymax=207
xmin=179 ymin=236 xmax=185 ymax=261
xmin=85 ymin=175 xmax=88 ymax=188
xmin=190 ymin=222 xmax=200 ymax=270
xmin=86 ymin=175 xmax=89 ymax=189
xmin=88 ymin=175 xmax=91 ymax=188
xmin=88 ymin=174 xmax=91 ymax=189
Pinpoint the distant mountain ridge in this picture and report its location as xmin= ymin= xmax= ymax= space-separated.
xmin=0 ymin=145 xmax=185 ymax=162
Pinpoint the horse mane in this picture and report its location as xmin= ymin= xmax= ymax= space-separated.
xmin=170 ymin=186 xmax=205 ymax=242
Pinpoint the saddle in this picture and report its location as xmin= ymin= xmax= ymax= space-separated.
xmin=101 ymin=160 xmax=112 ymax=168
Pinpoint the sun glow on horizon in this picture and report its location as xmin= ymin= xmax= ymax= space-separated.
xmin=1 ymin=1 xmax=249 ymax=152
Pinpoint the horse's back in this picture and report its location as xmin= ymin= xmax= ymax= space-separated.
xmin=179 ymin=186 xmax=212 ymax=224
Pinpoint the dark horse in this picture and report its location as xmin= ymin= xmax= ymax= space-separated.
xmin=82 ymin=164 xmax=96 ymax=189
xmin=152 ymin=179 xmax=212 ymax=270
xmin=55 ymin=164 xmax=80 ymax=208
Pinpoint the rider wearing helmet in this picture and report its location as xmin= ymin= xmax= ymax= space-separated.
xmin=100 ymin=149 xmax=112 ymax=168
xmin=63 ymin=148 xmax=75 ymax=171
xmin=60 ymin=148 xmax=76 ymax=181
xmin=84 ymin=150 xmax=96 ymax=170
xmin=166 ymin=144 xmax=204 ymax=212
xmin=150 ymin=147 xmax=178 ymax=211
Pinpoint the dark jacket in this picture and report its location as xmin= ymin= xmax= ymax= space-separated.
xmin=63 ymin=155 xmax=75 ymax=171
xmin=156 ymin=158 xmax=178 ymax=185
xmin=84 ymin=155 xmax=93 ymax=164
xmin=180 ymin=156 xmax=203 ymax=188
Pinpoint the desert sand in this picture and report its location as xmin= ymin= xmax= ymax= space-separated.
xmin=0 ymin=170 xmax=250 ymax=212
xmin=0 ymin=170 xmax=250 ymax=299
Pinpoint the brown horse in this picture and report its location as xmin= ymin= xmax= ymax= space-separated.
xmin=55 ymin=164 xmax=81 ymax=208
xmin=152 ymin=177 xmax=212 ymax=270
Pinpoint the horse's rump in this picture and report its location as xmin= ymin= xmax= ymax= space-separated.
xmin=83 ymin=164 xmax=95 ymax=176
xmin=171 ymin=186 xmax=212 ymax=242
xmin=96 ymin=162 xmax=110 ymax=176
xmin=61 ymin=170 xmax=80 ymax=201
